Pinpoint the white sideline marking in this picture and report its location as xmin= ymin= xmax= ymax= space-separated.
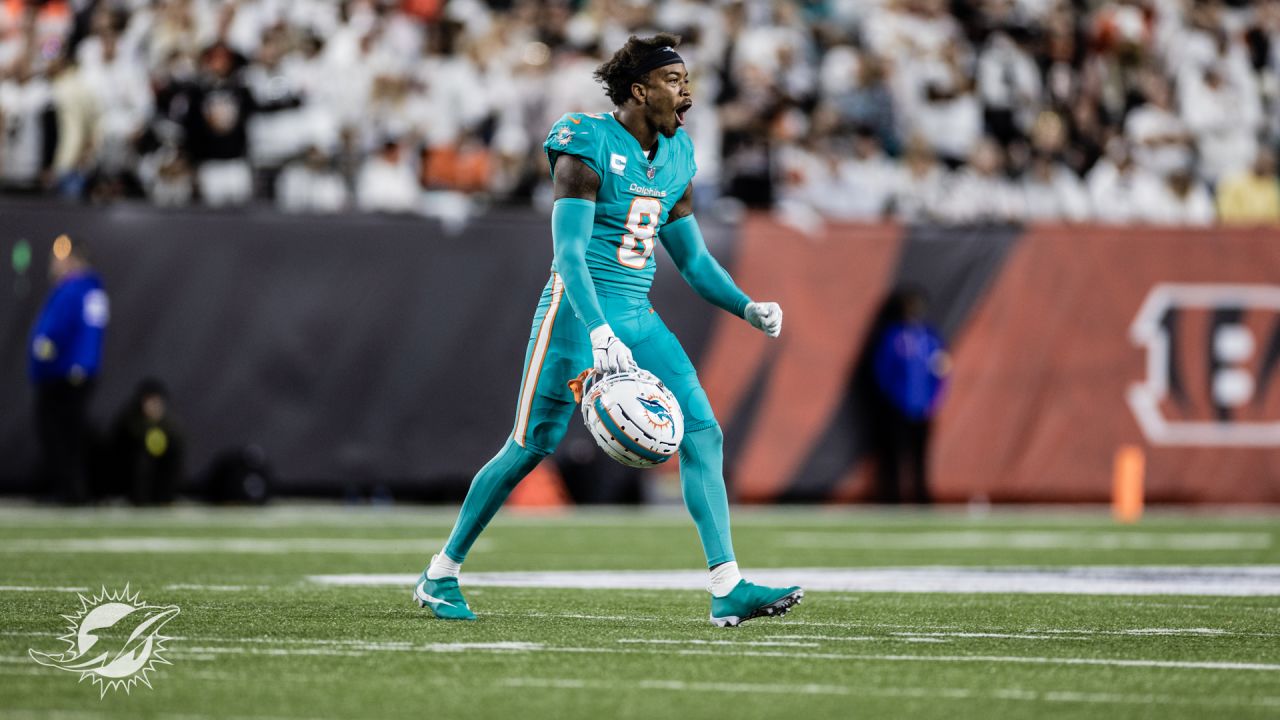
xmin=169 ymin=642 xmax=544 ymax=657
xmin=781 ymin=531 xmax=1271 ymax=550
xmin=0 ymin=667 xmax=51 ymax=676
xmin=499 ymin=677 xmax=1280 ymax=708
xmin=0 ymin=585 xmax=89 ymax=592
xmin=0 ymin=537 xmax=456 ymax=554
xmin=893 ymin=632 xmax=1092 ymax=641
xmin=307 ymin=565 xmax=1280 ymax=596
xmin=764 ymin=635 xmax=878 ymax=642
xmin=164 ymin=584 xmax=272 ymax=592
xmin=1120 ymin=601 xmax=1216 ymax=610
xmin=652 ymin=649 xmax=1280 ymax=672
xmin=504 ymin=677 xmax=858 ymax=696
xmin=488 ymin=611 xmax=659 ymax=622
xmin=1047 ymin=627 xmax=1229 ymax=637
xmin=6 ymin=704 xmax=318 ymax=720
xmin=617 ymin=639 xmax=821 ymax=648
xmin=18 ymin=637 xmax=1279 ymax=673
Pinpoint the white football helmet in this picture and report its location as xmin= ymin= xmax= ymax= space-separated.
xmin=580 ymin=369 xmax=684 ymax=468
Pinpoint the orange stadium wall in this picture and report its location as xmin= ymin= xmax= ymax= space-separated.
xmin=710 ymin=217 xmax=1280 ymax=505
xmin=935 ymin=226 xmax=1280 ymax=504
xmin=1 ymin=202 xmax=1277 ymax=503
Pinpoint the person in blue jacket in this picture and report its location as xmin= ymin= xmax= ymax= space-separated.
xmin=871 ymin=287 xmax=949 ymax=504
xmin=29 ymin=235 xmax=109 ymax=504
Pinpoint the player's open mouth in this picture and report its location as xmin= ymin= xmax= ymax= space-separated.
xmin=675 ymin=102 xmax=692 ymax=127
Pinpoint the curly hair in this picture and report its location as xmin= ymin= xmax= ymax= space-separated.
xmin=594 ymin=33 xmax=683 ymax=106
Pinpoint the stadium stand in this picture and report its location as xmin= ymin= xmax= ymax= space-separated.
xmin=0 ymin=0 xmax=1277 ymax=225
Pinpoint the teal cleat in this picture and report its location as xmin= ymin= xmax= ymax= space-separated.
xmin=413 ymin=570 xmax=477 ymax=621
xmin=709 ymin=579 xmax=804 ymax=628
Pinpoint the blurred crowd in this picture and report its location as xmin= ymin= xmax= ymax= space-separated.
xmin=1 ymin=0 xmax=1279 ymax=226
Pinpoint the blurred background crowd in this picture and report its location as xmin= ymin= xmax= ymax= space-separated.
xmin=1 ymin=0 xmax=1279 ymax=226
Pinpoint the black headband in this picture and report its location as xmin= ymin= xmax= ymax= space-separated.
xmin=631 ymin=46 xmax=684 ymax=81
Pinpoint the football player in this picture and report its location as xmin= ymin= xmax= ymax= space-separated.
xmin=415 ymin=34 xmax=802 ymax=627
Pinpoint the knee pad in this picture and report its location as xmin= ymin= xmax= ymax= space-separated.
xmin=680 ymin=386 xmax=718 ymax=433
xmin=681 ymin=421 xmax=723 ymax=456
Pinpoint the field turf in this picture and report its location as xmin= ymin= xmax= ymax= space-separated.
xmin=1 ymin=504 xmax=1278 ymax=719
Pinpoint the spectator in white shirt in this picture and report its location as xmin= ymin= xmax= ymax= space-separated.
xmin=1021 ymin=152 xmax=1091 ymax=223
xmin=935 ymin=136 xmax=1024 ymax=224
xmin=1086 ymin=140 xmax=1150 ymax=225
xmin=356 ymin=137 xmax=419 ymax=213
xmin=900 ymin=40 xmax=983 ymax=166
xmin=245 ymin=27 xmax=311 ymax=170
xmin=821 ymin=128 xmax=901 ymax=220
xmin=825 ymin=53 xmax=899 ymax=155
xmin=146 ymin=147 xmax=194 ymax=207
xmin=81 ymin=31 xmax=152 ymax=177
xmin=277 ymin=146 xmax=349 ymax=214
xmin=1130 ymin=167 xmax=1216 ymax=226
xmin=1178 ymin=58 xmax=1261 ymax=184
xmin=0 ymin=58 xmax=52 ymax=190
xmin=891 ymin=135 xmax=949 ymax=223
xmin=976 ymin=28 xmax=1042 ymax=146
xmin=1124 ymin=71 xmax=1194 ymax=177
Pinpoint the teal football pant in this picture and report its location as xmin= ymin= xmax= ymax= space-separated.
xmin=442 ymin=273 xmax=736 ymax=568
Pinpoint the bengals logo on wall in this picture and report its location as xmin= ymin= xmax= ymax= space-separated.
xmin=1128 ymin=284 xmax=1280 ymax=446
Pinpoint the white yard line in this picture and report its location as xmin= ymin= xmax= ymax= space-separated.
xmin=780 ymin=531 xmax=1272 ymax=551
xmin=659 ymin=648 xmax=1280 ymax=672
xmin=617 ymin=639 xmax=821 ymax=648
xmin=0 ymin=537 xmax=460 ymax=554
xmin=139 ymin=643 xmax=1280 ymax=670
xmin=1118 ymin=601 xmax=1217 ymax=610
xmin=307 ymin=566 xmax=1280 ymax=596
xmin=892 ymin=632 xmax=1093 ymax=640
xmin=1044 ymin=628 xmax=1226 ymax=636
xmin=499 ymin=677 xmax=1280 ymax=708
xmin=164 ymin=584 xmax=273 ymax=592
xmin=487 ymin=611 xmax=660 ymax=622
xmin=0 ymin=656 xmax=41 ymax=664
xmin=760 ymin=634 xmax=879 ymax=642
xmin=0 ymin=584 xmax=275 ymax=593
xmin=167 ymin=641 xmax=545 ymax=657
xmin=503 ymin=676 xmax=859 ymax=696
xmin=44 ymin=636 xmax=1272 ymax=673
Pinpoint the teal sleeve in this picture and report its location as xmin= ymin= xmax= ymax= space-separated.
xmin=551 ymin=198 xmax=608 ymax=332
xmin=659 ymin=214 xmax=752 ymax=318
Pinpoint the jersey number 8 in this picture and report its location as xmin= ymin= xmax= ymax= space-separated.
xmin=618 ymin=197 xmax=663 ymax=269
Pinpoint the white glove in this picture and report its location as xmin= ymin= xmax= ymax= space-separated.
xmin=744 ymin=302 xmax=783 ymax=338
xmin=590 ymin=324 xmax=637 ymax=375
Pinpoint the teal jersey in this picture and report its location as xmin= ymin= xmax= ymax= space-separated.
xmin=544 ymin=111 xmax=697 ymax=299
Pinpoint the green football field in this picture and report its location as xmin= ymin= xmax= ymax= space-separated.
xmin=2 ymin=504 xmax=1278 ymax=719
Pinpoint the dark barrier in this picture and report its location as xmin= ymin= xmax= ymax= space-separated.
xmin=0 ymin=202 xmax=729 ymax=496
xmin=4 ymin=203 xmax=1278 ymax=503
